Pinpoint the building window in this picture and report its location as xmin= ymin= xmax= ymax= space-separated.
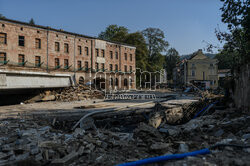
xmin=85 ymin=47 xmax=89 ymax=56
xmin=115 ymin=78 xmax=119 ymax=86
xmin=95 ymin=49 xmax=99 ymax=57
xmin=101 ymin=63 xmax=105 ymax=71
xmin=124 ymin=78 xmax=128 ymax=87
xmin=0 ymin=33 xmax=7 ymax=44
xmin=18 ymin=54 xmax=25 ymax=66
xmin=0 ymin=52 xmax=6 ymax=64
xmin=115 ymin=64 xmax=118 ymax=71
xmin=35 ymin=56 xmax=41 ymax=67
xmin=77 ymin=61 xmax=82 ymax=70
xmin=85 ymin=61 xmax=89 ymax=69
xmin=100 ymin=49 xmax=104 ymax=57
xmin=124 ymin=65 xmax=127 ymax=72
xmin=130 ymin=54 xmax=132 ymax=61
xmin=35 ymin=38 xmax=41 ymax=49
xmin=95 ymin=62 xmax=99 ymax=70
xmin=64 ymin=43 xmax=69 ymax=53
xmin=110 ymin=64 xmax=113 ymax=71
xmin=130 ymin=66 xmax=132 ymax=72
xmin=18 ymin=36 xmax=25 ymax=46
xmin=115 ymin=52 xmax=118 ymax=59
xmin=55 ymin=42 xmax=60 ymax=51
xmin=78 ymin=46 xmax=82 ymax=55
xmin=110 ymin=51 xmax=113 ymax=59
xmin=64 ymin=59 xmax=69 ymax=69
xmin=124 ymin=53 xmax=127 ymax=60
xmin=55 ymin=58 xmax=60 ymax=68
xmin=191 ymin=70 xmax=195 ymax=76
xmin=110 ymin=78 xmax=113 ymax=86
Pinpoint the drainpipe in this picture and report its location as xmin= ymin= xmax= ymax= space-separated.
xmin=46 ymin=27 xmax=49 ymax=73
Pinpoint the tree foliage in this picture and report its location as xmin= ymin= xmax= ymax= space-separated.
xmin=165 ymin=48 xmax=180 ymax=80
xmin=141 ymin=28 xmax=169 ymax=57
xmin=29 ymin=18 xmax=35 ymax=25
xmin=216 ymin=0 xmax=250 ymax=69
xmin=0 ymin=14 xmax=5 ymax=19
xmin=98 ymin=25 xmax=129 ymax=42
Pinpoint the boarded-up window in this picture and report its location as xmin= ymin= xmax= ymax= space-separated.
xmin=55 ymin=42 xmax=60 ymax=51
xmin=64 ymin=43 xmax=69 ymax=53
xmin=85 ymin=47 xmax=88 ymax=56
xmin=35 ymin=56 xmax=41 ymax=67
xmin=35 ymin=38 xmax=41 ymax=49
xmin=19 ymin=36 xmax=25 ymax=46
xmin=0 ymin=33 xmax=7 ymax=44
xmin=18 ymin=54 xmax=25 ymax=66
xmin=0 ymin=52 xmax=6 ymax=64
xmin=55 ymin=58 xmax=60 ymax=67
xmin=78 ymin=46 xmax=82 ymax=55
xmin=77 ymin=61 xmax=82 ymax=70
xmin=64 ymin=59 xmax=69 ymax=68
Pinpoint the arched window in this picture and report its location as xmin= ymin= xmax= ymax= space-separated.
xmin=124 ymin=78 xmax=128 ymax=87
xmin=79 ymin=77 xmax=84 ymax=85
xmin=115 ymin=78 xmax=119 ymax=86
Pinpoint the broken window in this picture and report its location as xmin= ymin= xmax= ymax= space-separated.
xmin=35 ymin=56 xmax=41 ymax=67
xmin=77 ymin=61 xmax=82 ymax=70
xmin=115 ymin=52 xmax=118 ymax=59
xmin=78 ymin=46 xmax=82 ymax=55
xmin=110 ymin=51 xmax=113 ymax=59
xmin=18 ymin=54 xmax=25 ymax=66
xmin=55 ymin=58 xmax=60 ymax=68
xmin=18 ymin=36 xmax=25 ymax=46
xmin=35 ymin=38 xmax=41 ymax=49
xmin=64 ymin=43 xmax=69 ymax=53
xmin=85 ymin=47 xmax=89 ymax=56
xmin=124 ymin=53 xmax=127 ymax=60
xmin=0 ymin=52 xmax=6 ymax=64
xmin=55 ymin=42 xmax=60 ymax=51
xmin=95 ymin=49 xmax=99 ymax=57
xmin=0 ymin=33 xmax=7 ymax=44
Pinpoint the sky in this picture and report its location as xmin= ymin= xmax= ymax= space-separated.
xmin=0 ymin=0 xmax=228 ymax=55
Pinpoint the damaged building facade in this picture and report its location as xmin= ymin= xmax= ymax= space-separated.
xmin=0 ymin=18 xmax=136 ymax=90
xmin=173 ymin=49 xmax=218 ymax=89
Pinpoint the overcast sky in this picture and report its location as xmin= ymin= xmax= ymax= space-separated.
xmin=0 ymin=0 xmax=228 ymax=55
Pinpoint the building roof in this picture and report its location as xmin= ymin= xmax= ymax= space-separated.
xmin=0 ymin=17 xmax=136 ymax=49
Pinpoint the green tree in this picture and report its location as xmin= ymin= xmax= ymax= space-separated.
xmin=98 ymin=24 xmax=128 ymax=42
xmin=29 ymin=18 xmax=35 ymax=25
xmin=0 ymin=14 xmax=5 ymax=19
xmin=216 ymin=0 xmax=250 ymax=67
xmin=165 ymin=48 xmax=180 ymax=80
xmin=141 ymin=28 xmax=169 ymax=57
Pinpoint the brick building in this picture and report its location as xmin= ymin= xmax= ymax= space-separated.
xmin=0 ymin=18 xmax=136 ymax=90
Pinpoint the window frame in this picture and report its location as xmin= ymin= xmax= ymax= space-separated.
xmin=18 ymin=36 xmax=25 ymax=47
xmin=0 ymin=33 xmax=7 ymax=44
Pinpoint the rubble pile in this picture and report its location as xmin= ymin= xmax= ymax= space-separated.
xmin=0 ymin=106 xmax=249 ymax=165
xmin=51 ymin=85 xmax=104 ymax=102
